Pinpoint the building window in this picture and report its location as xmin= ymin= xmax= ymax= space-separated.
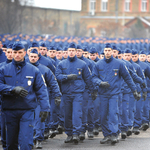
xmin=89 ymin=0 xmax=96 ymax=15
xmin=125 ymin=0 xmax=131 ymax=12
xmin=141 ymin=0 xmax=147 ymax=12
xmin=101 ymin=0 xmax=108 ymax=12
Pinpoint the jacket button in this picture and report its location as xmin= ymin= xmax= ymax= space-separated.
xmin=16 ymin=81 xmax=18 ymax=83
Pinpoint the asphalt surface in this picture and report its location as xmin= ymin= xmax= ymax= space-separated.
xmin=0 ymin=128 xmax=150 ymax=150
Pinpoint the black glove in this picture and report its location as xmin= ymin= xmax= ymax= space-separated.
xmin=91 ymin=91 xmax=97 ymax=100
xmin=100 ymin=82 xmax=110 ymax=88
xmin=11 ymin=86 xmax=28 ymax=98
xmin=133 ymin=90 xmax=141 ymax=101
xmin=67 ymin=74 xmax=78 ymax=80
xmin=55 ymin=97 xmax=61 ymax=106
xmin=142 ymin=82 xmax=146 ymax=88
xmin=39 ymin=111 xmax=49 ymax=122
xmin=143 ymin=92 xmax=147 ymax=101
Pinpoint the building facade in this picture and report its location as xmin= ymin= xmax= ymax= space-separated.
xmin=80 ymin=0 xmax=150 ymax=37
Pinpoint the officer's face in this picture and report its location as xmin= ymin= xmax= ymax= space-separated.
xmin=29 ymin=53 xmax=39 ymax=63
xmin=27 ymin=49 xmax=31 ymax=56
xmin=118 ymin=54 xmax=123 ymax=60
xmin=6 ymin=49 xmax=13 ymax=60
xmin=112 ymin=50 xmax=119 ymax=58
xmin=83 ymin=52 xmax=89 ymax=58
xmin=0 ymin=41 xmax=2 ymax=49
xmin=147 ymin=55 xmax=150 ymax=62
xmin=100 ymin=54 xmax=104 ymax=59
xmin=132 ymin=54 xmax=139 ymax=62
xmin=89 ymin=53 xmax=97 ymax=60
xmin=68 ymin=48 xmax=76 ymax=58
xmin=76 ymin=49 xmax=83 ymax=58
xmin=63 ymin=51 xmax=68 ymax=59
xmin=12 ymin=49 xmax=26 ymax=62
xmin=39 ymin=47 xmax=47 ymax=56
xmin=104 ymin=48 xmax=113 ymax=59
xmin=56 ymin=51 xmax=63 ymax=60
xmin=124 ymin=53 xmax=132 ymax=61
xmin=139 ymin=54 xmax=147 ymax=62
xmin=49 ymin=50 xmax=56 ymax=58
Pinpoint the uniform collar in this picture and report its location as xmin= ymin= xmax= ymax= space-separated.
xmin=135 ymin=59 xmax=140 ymax=63
xmin=94 ymin=57 xmax=99 ymax=62
xmin=12 ymin=58 xmax=26 ymax=68
xmin=31 ymin=61 xmax=39 ymax=66
xmin=104 ymin=55 xmax=113 ymax=63
xmin=79 ymin=55 xmax=84 ymax=60
xmin=68 ymin=55 xmax=77 ymax=62
xmin=6 ymin=59 xmax=12 ymax=64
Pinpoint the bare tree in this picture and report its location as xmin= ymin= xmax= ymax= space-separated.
xmin=0 ymin=0 xmax=29 ymax=34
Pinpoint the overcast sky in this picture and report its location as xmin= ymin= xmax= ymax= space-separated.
xmin=34 ymin=0 xmax=81 ymax=11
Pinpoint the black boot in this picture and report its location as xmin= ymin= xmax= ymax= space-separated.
xmin=132 ymin=127 xmax=140 ymax=135
xmin=93 ymin=127 xmax=99 ymax=135
xmin=100 ymin=136 xmax=110 ymax=144
xmin=110 ymin=135 xmax=117 ymax=145
xmin=49 ymin=129 xmax=56 ymax=138
xmin=121 ymin=131 xmax=127 ymax=139
xmin=127 ymin=128 xmax=132 ymax=136
xmin=35 ymin=140 xmax=42 ymax=149
xmin=98 ymin=126 xmax=102 ymax=132
xmin=44 ymin=131 xmax=49 ymax=140
xmin=87 ymin=131 xmax=94 ymax=138
xmin=79 ymin=132 xmax=85 ymax=141
xmin=57 ymin=125 xmax=63 ymax=134
xmin=72 ymin=134 xmax=79 ymax=144
xmin=140 ymin=123 xmax=149 ymax=131
xmin=64 ymin=135 xmax=73 ymax=143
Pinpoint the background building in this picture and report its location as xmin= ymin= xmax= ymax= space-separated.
xmin=0 ymin=0 xmax=150 ymax=38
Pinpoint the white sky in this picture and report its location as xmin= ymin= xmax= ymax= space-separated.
xmin=34 ymin=0 xmax=81 ymax=11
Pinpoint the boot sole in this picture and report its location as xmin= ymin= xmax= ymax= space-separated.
xmin=143 ymin=125 xmax=149 ymax=131
xmin=73 ymin=139 xmax=79 ymax=144
xmin=79 ymin=136 xmax=85 ymax=141
xmin=121 ymin=134 xmax=126 ymax=139
xmin=127 ymin=131 xmax=132 ymax=136
xmin=49 ymin=133 xmax=56 ymax=138
xmin=93 ymin=132 xmax=99 ymax=135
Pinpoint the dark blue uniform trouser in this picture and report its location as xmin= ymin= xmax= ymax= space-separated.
xmin=1 ymin=111 xmax=6 ymax=150
xmin=4 ymin=109 xmax=34 ymax=150
xmin=134 ymin=93 xmax=143 ymax=128
xmin=80 ymin=89 xmax=89 ymax=133
xmin=94 ymin=94 xmax=101 ymax=129
xmin=118 ymin=92 xmax=122 ymax=134
xmin=120 ymin=93 xmax=130 ymax=132
xmin=100 ymin=94 xmax=119 ymax=137
xmin=49 ymin=97 xmax=60 ymax=130
xmin=34 ymin=105 xmax=45 ymax=141
xmin=142 ymin=94 xmax=149 ymax=124
xmin=63 ymin=93 xmax=83 ymax=136
xmin=129 ymin=93 xmax=136 ymax=128
xmin=148 ymin=93 xmax=150 ymax=122
xmin=87 ymin=94 xmax=94 ymax=132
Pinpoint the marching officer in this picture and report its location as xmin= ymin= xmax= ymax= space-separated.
xmin=92 ymin=43 xmax=139 ymax=145
xmin=55 ymin=43 xmax=97 ymax=144
xmin=0 ymin=42 xmax=50 ymax=150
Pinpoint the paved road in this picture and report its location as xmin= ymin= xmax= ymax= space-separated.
xmin=0 ymin=129 xmax=150 ymax=150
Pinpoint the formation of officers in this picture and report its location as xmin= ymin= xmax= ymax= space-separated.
xmin=0 ymin=34 xmax=150 ymax=150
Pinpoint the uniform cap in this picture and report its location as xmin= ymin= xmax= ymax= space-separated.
xmin=30 ymin=48 xmax=38 ymax=54
xmin=12 ymin=42 xmax=25 ymax=50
